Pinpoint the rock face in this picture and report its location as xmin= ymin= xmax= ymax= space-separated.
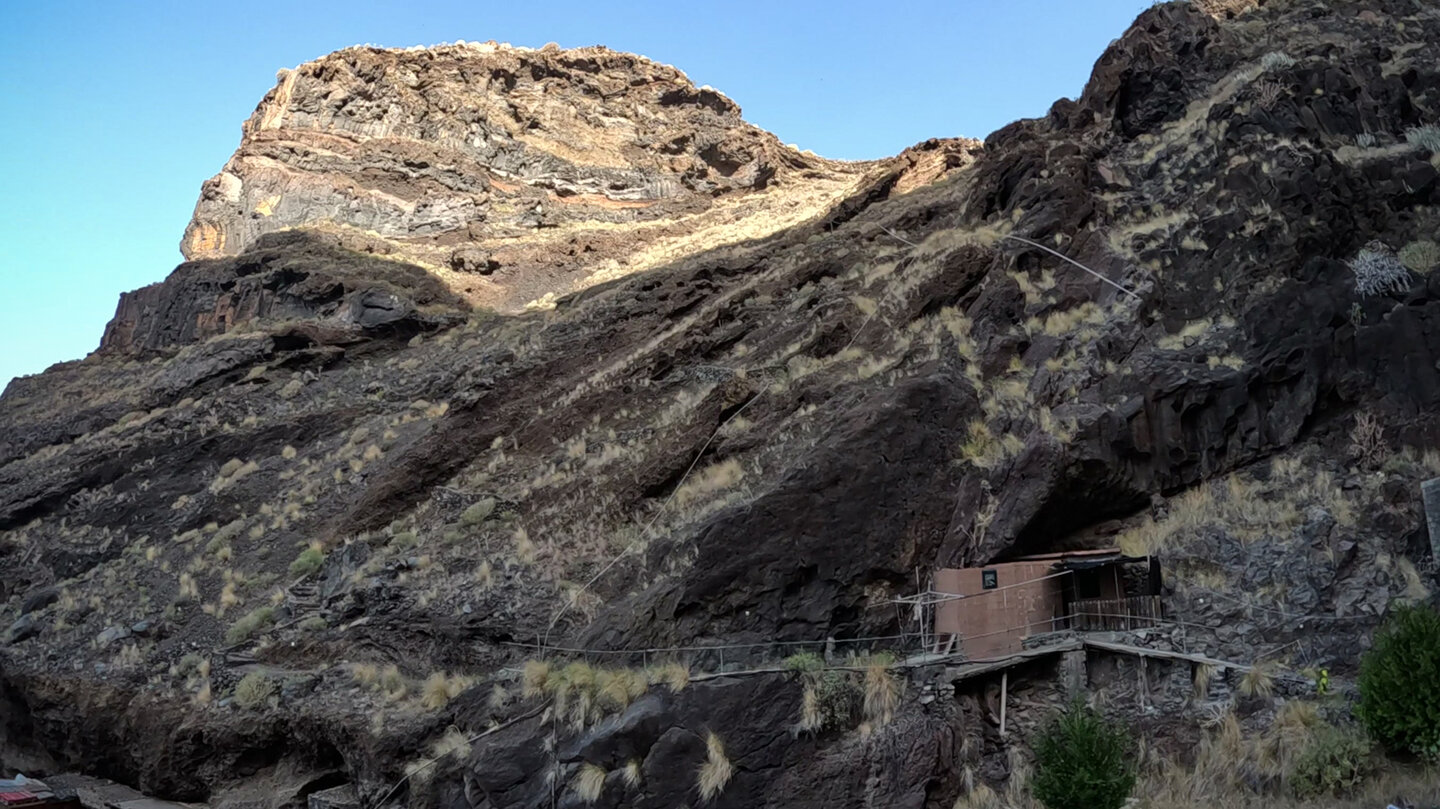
xmin=102 ymin=231 xmax=468 ymax=354
xmin=181 ymin=41 xmax=977 ymax=314
xmin=4 ymin=2 xmax=1440 ymax=808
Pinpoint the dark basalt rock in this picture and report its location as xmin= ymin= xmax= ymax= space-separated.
xmin=5 ymin=1 xmax=1440 ymax=806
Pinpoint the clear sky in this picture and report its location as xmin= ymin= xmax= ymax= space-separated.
xmin=0 ymin=0 xmax=1152 ymax=391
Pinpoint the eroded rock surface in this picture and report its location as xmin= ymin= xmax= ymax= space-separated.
xmin=3 ymin=1 xmax=1440 ymax=807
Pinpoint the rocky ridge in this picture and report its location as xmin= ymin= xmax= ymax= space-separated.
xmin=4 ymin=1 xmax=1440 ymax=807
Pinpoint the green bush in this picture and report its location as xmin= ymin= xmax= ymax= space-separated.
xmin=289 ymin=546 xmax=325 ymax=578
xmin=1357 ymin=603 xmax=1440 ymax=757
xmin=1032 ymin=701 xmax=1135 ymax=809
xmin=1289 ymin=725 xmax=1373 ymax=799
xmin=782 ymin=651 xmax=824 ymax=672
xmin=808 ymin=670 xmax=862 ymax=731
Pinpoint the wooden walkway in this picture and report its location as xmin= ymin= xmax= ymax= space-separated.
xmin=911 ymin=636 xmax=1256 ymax=688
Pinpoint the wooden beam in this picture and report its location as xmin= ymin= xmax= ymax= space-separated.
xmin=1083 ymin=638 xmax=1251 ymax=672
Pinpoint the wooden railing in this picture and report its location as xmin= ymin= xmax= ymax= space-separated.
xmin=1069 ymin=595 xmax=1163 ymax=631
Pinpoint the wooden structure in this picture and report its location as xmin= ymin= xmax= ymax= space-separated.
xmin=923 ymin=549 xmax=1162 ymax=659
xmin=1071 ymin=595 xmax=1164 ymax=631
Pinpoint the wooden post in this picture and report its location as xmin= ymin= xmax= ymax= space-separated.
xmin=999 ymin=672 xmax=1008 ymax=737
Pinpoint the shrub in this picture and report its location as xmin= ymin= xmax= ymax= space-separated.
xmin=1350 ymin=245 xmax=1411 ymax=297
xmin=1399 ymin=240 xmax=1440 ymax=273
xmin=1289 ymin=724 xmax=1373 ymax=799
xmin=1032 ymin=701 xmax=1135 ymax=809
xmin=1357 ymin=603 xmax=1440 ymax=757
xmin=1406 ymin=125 xmax=1440 ymax=154
xmin=233 ymin=672 xmax=276 ymax=709
xmin=289 ymin=545 xmax=325 ymax=578
xmin=789 ymin=659 xmax=862 ymax=734
xmin=224 ymin=606 xmax=275 ymax=644
xmin=782 ymin=651 xmax=824 ymax=672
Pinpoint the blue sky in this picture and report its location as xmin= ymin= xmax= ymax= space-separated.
xmin=0 ymin=0 xmax=1152 ymax=390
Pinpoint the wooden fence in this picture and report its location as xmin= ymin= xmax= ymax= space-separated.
xmin=1069 ymin=595 xmax=1164 ymax=631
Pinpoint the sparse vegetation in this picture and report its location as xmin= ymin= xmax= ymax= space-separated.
xmin=522 ymin=660 xmax=651 ymax=728
xmin=784 ymin=653 xmax=865 ymax=734
xmin=672 ymin=458 xmax=744 ymax=507
xmin=1116 ymin=463 xmax=1344 ymax=556
xmin=224 ymin=606 xmax=275 ymax=644
xmin=289 ymin=544 xmax=326 ymax=578
xmin=1289 ymin=725 xmax=1373 ymax=799
xmin=1032 ymin=701 xmax=1135 ymax=809
xmin=233 ymin=672 xmax=276 ymax=709
xmin=697 ymin=732 xmax=733 ymax=802
xmin=1357 ymin=603 xmax=1440 ymax=758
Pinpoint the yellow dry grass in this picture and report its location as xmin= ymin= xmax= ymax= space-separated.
xmin=697 ymin=732 xmax=733 ymax=802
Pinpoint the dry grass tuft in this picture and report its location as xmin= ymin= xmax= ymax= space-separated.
xmin=863 ymin=660 xmax=900 ymax=726
xmin=522 ymin=660 xmax=552 ymax=698
xmin=430 ymin=726 xmax=471 ymax=761
xmin=573 ymin=763 xmax=607 ymax=803
xmin=623 ymin=759 xmax=642 ymax=788
xmin=354 ymin=662 xmax=408 ymax=699
xmin=1239 ymin=662 xmax=1277 ymax=699
xmin=697 ymin=732 xmax=733 ymax=802
xmin=673 ymin=459 xmax=745 ymax=508
xmin=1193 ymin=663 xmax=1218 ymax=701
xmin=233 ymin=672 xmax=276 ymax=709
xmin=596 ymin=668 xmax=648 ymax=711
xmin=648 ymin=661 xmax=690 ymax=693
xmin=421 ymin=671 xmax=473 ymax=710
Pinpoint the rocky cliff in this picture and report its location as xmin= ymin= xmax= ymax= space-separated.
xmin=4 ymin=1 xmax=1440 ymax=808
xmin=172 ymin=41 xmax=976 ymax=323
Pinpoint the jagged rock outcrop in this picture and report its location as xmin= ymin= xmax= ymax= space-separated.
xmin=3 ymin=1 xmax=1440 ymax=807
xmin=102 ymin=231 xmax=468 ymax=354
